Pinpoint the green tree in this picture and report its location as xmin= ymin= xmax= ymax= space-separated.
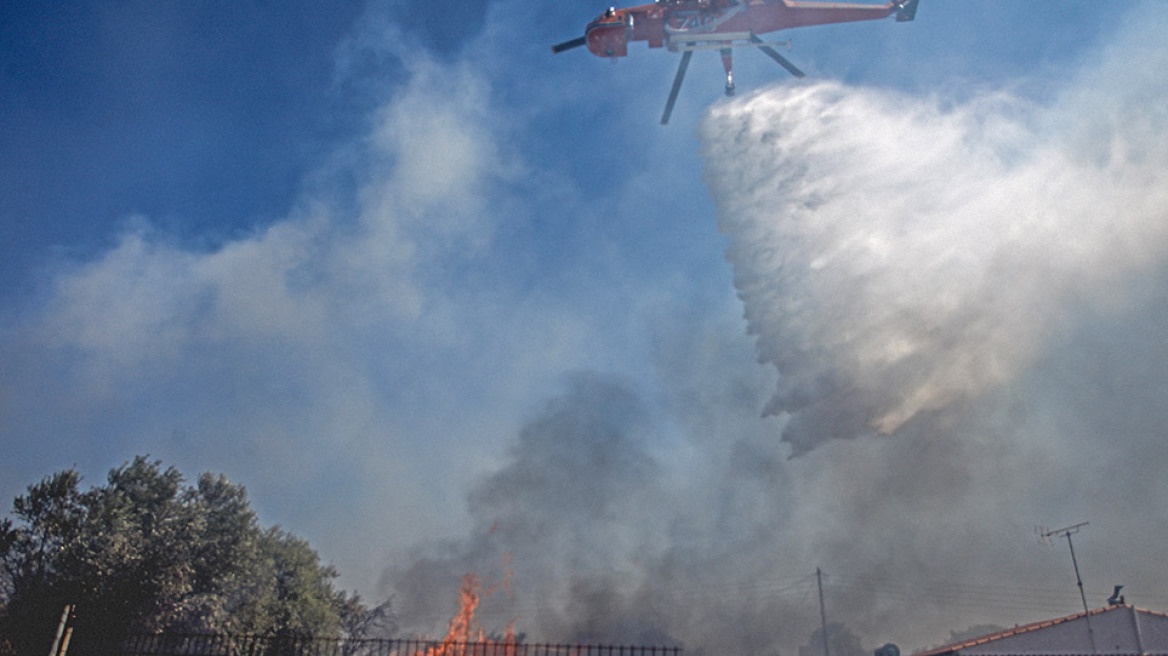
xmin=0 ymin=469 xmax=89 ymax=655
xmin=0 ymin=457 xmax=385 ymax=655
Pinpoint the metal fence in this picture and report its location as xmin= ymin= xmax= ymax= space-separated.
xmin=109 ymin=635 xmax=682 ymax=656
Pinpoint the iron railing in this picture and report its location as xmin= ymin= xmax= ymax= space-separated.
xmin=105 ymin=635 xmax=682 ymax=656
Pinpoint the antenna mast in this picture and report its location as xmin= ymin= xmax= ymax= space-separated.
xmin=817 ymin=568 xmax=830 ymax=656
xmin=1039 ymin=522 xmax=1095 ymax=653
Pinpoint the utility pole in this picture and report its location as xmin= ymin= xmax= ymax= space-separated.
xmin=1039 ymin=522 xmax=1096 ymax=653
xmin=817 ymin=568 xmax=830 ymax=656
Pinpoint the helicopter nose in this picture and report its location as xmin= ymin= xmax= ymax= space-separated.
xmin=586 ymin=20 xmax=628 ymax=57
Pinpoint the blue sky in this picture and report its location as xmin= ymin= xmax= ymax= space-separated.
xmin=3 ymin=2 xmax=1168 ymax=653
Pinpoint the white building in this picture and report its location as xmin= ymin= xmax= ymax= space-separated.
xmin=914 ymin=605 xmax=1168 ymax=656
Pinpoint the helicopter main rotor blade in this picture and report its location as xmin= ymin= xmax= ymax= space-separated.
xmin=551 ymin=36 xmax=587 ymax=54
xmin=750 ymin=34 xmax=805 ymax=78
xmin=661 ymin=50 xmax=693 ymax=125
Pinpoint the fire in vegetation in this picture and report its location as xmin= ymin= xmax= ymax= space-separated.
xmin=410 ymin=559 xmax=681 ymax=656
xmin=420 ymin=572 xmax=518 ymax=656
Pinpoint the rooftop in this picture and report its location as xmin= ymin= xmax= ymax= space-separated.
xmin=914 ymin=605 xmax=1168 ymax=656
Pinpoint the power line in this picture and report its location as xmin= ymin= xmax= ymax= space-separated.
xmin=474 ymin=568 xmax=1101 ymax=623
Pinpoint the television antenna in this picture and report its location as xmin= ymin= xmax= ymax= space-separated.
xmin=1038 ymin=522 xmax=1095 ymax=652
xmin=817 ymin=568 xmax=830 ymax=656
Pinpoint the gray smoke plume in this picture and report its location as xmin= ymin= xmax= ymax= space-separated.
xmin=386 ymin=374 xmax=671 ymax=639
xmin=385 ymin=5 xmax=1168 ymax=655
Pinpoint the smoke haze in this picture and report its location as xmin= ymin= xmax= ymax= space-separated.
xmin=4 ymin=2 xmax=1168 ymax=656
xmin=386 ymin=4 xmax=1168 ymax=655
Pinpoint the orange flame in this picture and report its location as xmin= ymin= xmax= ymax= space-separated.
xmin=419 ymin=564 xmax=518 ymax=656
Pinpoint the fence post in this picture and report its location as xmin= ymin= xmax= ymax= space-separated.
xmin=46 ymin=605 xmax=74 ymax=656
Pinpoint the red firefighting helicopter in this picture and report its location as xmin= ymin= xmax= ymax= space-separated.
xmin=552 ymin=0 xmax=919 ymax=124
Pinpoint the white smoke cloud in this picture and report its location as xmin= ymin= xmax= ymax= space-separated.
xmin=0 ymin=47 xmax=594 ymax=589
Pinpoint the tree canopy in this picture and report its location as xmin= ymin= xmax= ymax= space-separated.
xmin=0 ymin=457 xmax=390 ymax=656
